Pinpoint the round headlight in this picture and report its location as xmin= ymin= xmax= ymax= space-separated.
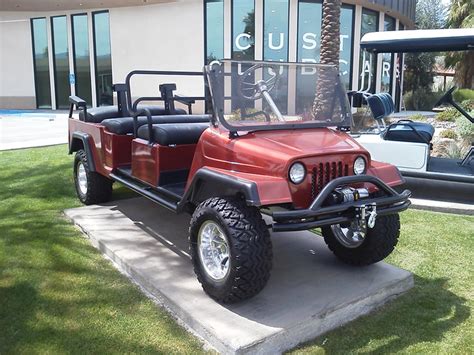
xmin=354 ymin=156 xmax=366 ymax=175
xmin=289 ymin=162 xmax=306 ymax=184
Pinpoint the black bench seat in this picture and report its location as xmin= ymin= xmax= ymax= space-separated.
xmin=101 ymin=115 xmax=210 ymax=135
xmin=137 ymin=122 xmax=209 ymax=145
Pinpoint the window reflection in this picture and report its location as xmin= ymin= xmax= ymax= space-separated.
xmin=381 ymin=15 xmax=395 ymax=94
xmin=72 ymin=14 xmax=92 ymax=105
xmin=51 ymin=16 xmax=70 ymax=109
xmin=232 ymin=0 xmax=255 ymax=60
xmin=264 ymin=0 xmax=289 ymax=112
xmin=206 ymin=0 xmax=224 ymax=64
xmin=31 ymin=18 xmax=52 ymax=109
xmin=359 ymin=8 xmax=378 ymax=93
xmin=93 ymin=11 xmax=113 ymax=106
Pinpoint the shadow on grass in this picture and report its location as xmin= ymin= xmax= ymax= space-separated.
xmin=294 ymin=275 xmax=470 ymax=354
xmin=0 ymin=213 xmax=201 ymax=354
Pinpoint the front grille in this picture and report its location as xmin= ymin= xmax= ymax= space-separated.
xmin=311 ymin=161 xmax=349 ymax=199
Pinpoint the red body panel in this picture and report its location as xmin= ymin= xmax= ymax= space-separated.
xmin=188 ymin=126 xmax=404 ymax=208
xmin=131 ymin=138 xmax=196 ymax=186
xmin=68 ymin=119 xmax=132 ymax=175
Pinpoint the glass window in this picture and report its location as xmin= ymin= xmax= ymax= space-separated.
xmin=205 ymin=0 xmax=224 ymax=64
xmin=395 ymin=23 xmax=405 ymax=111
xmin=297 ymin=1 xmax=322 ymax=110
xmin=232 ymin=0 xmax=255 ymax=60
xmin=72 ymin=14 xmax=92 ymax=105
xmin=31 ymin=18 xmax=52 ymax=109
xmin=264 ymin=0 xmax=289 ymax=112
xmin=51 ymin=16 xmax=70 ymax=109
xmin=381 ymin=15 xmax=395 ymax=93
xmin=297 ymin=0 xmax=322 ymax=63
xmin=264 ymin=0 xmax=289 ymax=61
xmin=340 ymin=5 xmax=354 ymax=89
xmin=359 ymin=8 xmax=378 ymax=93
xmin=93 ymin=11 xmax=113 ymax=106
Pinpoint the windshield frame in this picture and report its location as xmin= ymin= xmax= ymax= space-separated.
xmin=205 ymin=59 xmax=353 ymax=134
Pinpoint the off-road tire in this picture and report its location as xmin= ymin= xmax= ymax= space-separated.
xmin=189 ymin=197 xmax=272 ymax=303
xmin=321 ymin=213 xmax=400 ymax=266
xmin=74 ymin=149 xmax=113 ymax=205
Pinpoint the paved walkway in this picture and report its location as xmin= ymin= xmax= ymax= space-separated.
xmin=0 ymin=111 xmax=69 ymax=150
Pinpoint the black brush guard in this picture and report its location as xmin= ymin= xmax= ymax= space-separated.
xmin=272 ymin=175 xmax=411 ymax=232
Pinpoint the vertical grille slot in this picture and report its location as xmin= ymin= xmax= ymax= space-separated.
xmin=311 ymin=160 xmax=351 ymax=198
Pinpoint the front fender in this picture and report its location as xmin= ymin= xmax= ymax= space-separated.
xmin=178 ymin=167 xmax=292 ymax=212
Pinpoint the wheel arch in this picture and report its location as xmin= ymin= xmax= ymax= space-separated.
xmin=69 ymin=132 xmax=96 ymax=172
xmin=178 ymin=168 xmax=261 ymax=213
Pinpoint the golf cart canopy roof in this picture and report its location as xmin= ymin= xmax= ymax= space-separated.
xmin=360 ymin=28 xmax=474 ymax=53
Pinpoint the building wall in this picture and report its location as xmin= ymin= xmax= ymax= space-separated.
xmin=0 ymin=12 xmax=36 ymax=108
xmin=109 ymin=1 xmax=205 ymax=101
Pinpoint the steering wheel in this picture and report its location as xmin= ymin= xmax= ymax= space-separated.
xmin=238 ymin=63 xmax=281 ymax=100
xmin=434 ymin=86 xmax=456 ymax=108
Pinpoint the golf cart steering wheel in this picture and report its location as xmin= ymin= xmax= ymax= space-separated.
xmin=239 ymin=63 xmax=281 ymax=100
xmin=434 ymin=86 xmax=456 ymax=108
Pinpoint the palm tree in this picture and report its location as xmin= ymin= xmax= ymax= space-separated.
xmin=445 ymin=0 xmax=474 ymax=88
xmin=312 ymin=0 xmax=341 ymax=118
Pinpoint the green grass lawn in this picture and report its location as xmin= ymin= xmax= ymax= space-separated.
xmin=1 ymin=145 xmax=473 ymax=354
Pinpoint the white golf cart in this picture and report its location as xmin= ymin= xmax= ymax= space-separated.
xmin=353 ymin=29 xmax=474 ymax=203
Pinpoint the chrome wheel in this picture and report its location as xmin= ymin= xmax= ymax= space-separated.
xmin=330 ymin=223 xmax=366 ymax=248
xmin=77 ymin=162 xmax=88 ymax=195
xmin=198 ymin=221 xmax=230 ymax=281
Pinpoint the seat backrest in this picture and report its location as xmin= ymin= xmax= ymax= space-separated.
xmin=366 ymin=93 xmax=395 ymax=121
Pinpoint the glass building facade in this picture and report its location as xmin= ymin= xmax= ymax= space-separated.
xmin=205 ymin=0 xmax=407 ymax=100
xmin=93 ymin=11 xmax=113 ymax=106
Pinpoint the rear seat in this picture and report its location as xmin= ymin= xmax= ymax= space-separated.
xmin=137 ymin=122 xmax=209 ymax=145
xmin=79 ymin=105 xmax=185 ymax=123
xmin=102 ymin=115 xmax=211 ymax=135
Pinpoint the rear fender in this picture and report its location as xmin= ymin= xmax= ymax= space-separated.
xmin=69 ymin=132 xmax=96 ymax=172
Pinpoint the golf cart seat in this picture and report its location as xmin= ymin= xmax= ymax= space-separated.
xmin=101 ymin=114 xmax=209 ymax=135
xmin=137 ymin=121 xmax=209 ymax=146
xmin=366 ymin=92 xmax=434 ymax=144
xmin=383 ymin=120 xmax=435 ymax=144
xmin=79 ymin=105 xmax=187 ymax=124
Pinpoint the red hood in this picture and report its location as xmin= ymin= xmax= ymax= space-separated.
xmin=198 ymin=127 xmax=370 ymax=176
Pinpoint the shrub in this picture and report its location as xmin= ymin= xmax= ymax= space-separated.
xmin=453 ymin=88 xmax=474 ymax=102
xmin=439 ymin=129 xmax=457 ymax=139
xmin=460 ymin=99 xmax=474 ymax=112
xmin=455 ymin=111 xmax=474 ymax=144
xmin=435 ymin=107 xmax=459 ymax=122
xmin=404 ymin=89 xmax=440 ymax=111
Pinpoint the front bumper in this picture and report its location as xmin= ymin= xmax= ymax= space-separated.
xmin=271 ymin=175 xmax=411 ymax=232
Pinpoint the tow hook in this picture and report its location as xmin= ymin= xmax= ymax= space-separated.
xmin=367 ymin=204 xmax=377 ymax=229
xmin=355 ymin=203 xmax=377 ymax=230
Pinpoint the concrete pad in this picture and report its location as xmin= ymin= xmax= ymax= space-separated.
xmin=64 ymin=197 xmax=414 ymax=354
xmin=410 ymin=198 xmax=474 ymax=216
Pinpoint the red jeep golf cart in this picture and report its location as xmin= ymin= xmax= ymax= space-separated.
xmin=68 ymin=60 xmax=411 ymax=303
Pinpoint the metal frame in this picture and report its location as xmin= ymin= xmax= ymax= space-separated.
xmin=124 ymin=69 xmax=209 ymax=143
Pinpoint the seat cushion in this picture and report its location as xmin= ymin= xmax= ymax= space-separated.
xmin=101 ymin=115 xmax=211 ymax=135
xmin=79 ymin=106 xmax=120 ymax=123
xmin=79 ymin=105 xmax=186 ymax=123
xmin=137 ymin=123 xmax=209 ymax=145
xmin=367 ymin=93 xmax=395 ymax=121
xmin=384 ymin=121 xmax=435 ymax=144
